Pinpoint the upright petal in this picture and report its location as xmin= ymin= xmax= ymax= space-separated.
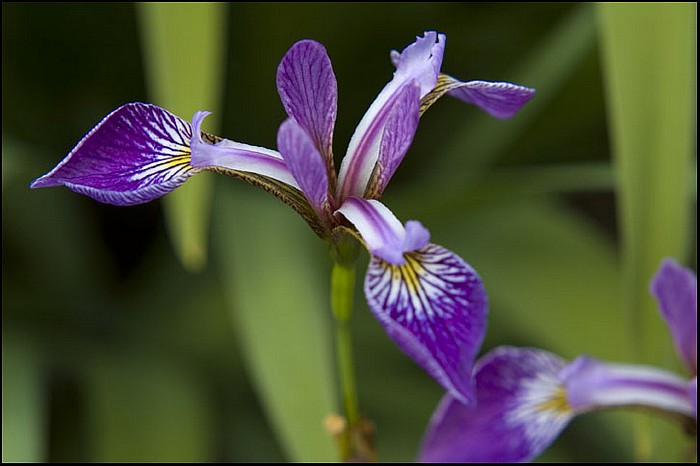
xmin=364 ymin=82 xmax=420 ymax=199
xmin=419 ymin=347 xmax=571 ymax=463
xmin=563 ymin=356 xmax=695 ymax=419
xmin=337 ymin=32 xmax=444 ymax=201
xmin=276 ymin=40 xmax=337 ymax=168
xmin=650 ymin=258 xmax=697 ymax=374
xmin=390 ymin=31 xmax=445 ymax=97
xmin=189 ymin=111 xmax=300 ymax=189
xmin=30 ymin=103 xmax=198 ymax=206
xmin=277 ymin=118 xmax=329 ymax=223
xmin=420 ymin=74 xmax=536 ymax=119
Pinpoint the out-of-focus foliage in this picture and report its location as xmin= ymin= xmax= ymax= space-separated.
xmin=138 ymin=3 xmax=226 ymax=272
xmin=2 ymin=2 xmax=695 ymax=462
xmin=599 ymin=4 xmax=696 ymax=460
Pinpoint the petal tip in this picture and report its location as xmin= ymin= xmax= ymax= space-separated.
xmin=29 ymin=175 xmax=54 ymax=189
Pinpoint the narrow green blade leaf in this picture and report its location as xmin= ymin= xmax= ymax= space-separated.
xmin=409 ymin=162 xmax=615 ymax=218
xmin=2 ymin=333 xmax=46 ymax=462
xmin=138 ymin=3 xmax=227 ymax=271
xmin=599 ymin=1 xmax=695 ymax=364
xmin=408 ymin=3 xmax=598 ymax=199
xmin=213 ymin=183 xmax=337 ymax=462
xmin=599 ymin=4 xmax=696 ymax=460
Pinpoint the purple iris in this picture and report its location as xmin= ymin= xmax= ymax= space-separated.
xmin=31 ymin=32 xmax=535 ymax=406
xmin=419 ymin=258 xmax=697 ymax=463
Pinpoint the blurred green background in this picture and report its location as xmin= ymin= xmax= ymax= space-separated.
xmin=2 ymin=2 xmax=696 ymax=462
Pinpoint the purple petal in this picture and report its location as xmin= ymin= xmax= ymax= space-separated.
xmin=690 ymin=377 xmax=697 ymax=419
xmin=276 ymin=40 xmax=337 ymax=164
xmin=402 ymin=220 xmax=431 ymax=252
xmin=446 ymin=78 xmax=536 ymax=119
xmin=563 ymin=356 xmax=694 ymax=418
xmin=390 ymin=31 xmax=445 ymax=97
xmin=365 ymin=82 xmax=421 ymax=199
xmin=335 ymin=197 xmax=429 ymax=265
xmin=337 ymin=32 xmax=444 ymax=201
xmin=276 ymin=118 xmax=329 ymax=219
xmin=364 ymin=242 xmax=487 ymax=406
xmin=650 ymin=258 xmax=697 ymax=374
xmin=30 ymin=103 xmax=198 ymax=206
xmin=419 ymin=347 xmax=571 ymax=463
xmin=189 ymin=111 xmax=300 ymax=189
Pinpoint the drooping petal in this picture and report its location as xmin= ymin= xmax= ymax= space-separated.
xmin=420 ymin=74 xmax=536 ymax=119
xmin=189 ymin=111 xmax=300 ymax=189
xmin=650 ymin=258 xmax=697 ymax=374
xmin=335 ymin=197 xmax=485 ymax=404
xmin=419 ymin=347 xmax=571 ymax=463
xmin=276 ymin=40 xmax=337 ymax=169
xmin=30 ymin=102 xmax=198 ymax=206
xmin=563 ymin=356 xmax=695 ymax=419
xmin=364 ymin=242 xmax=487 ymax=405
xmin=276 ymin=118 xmax=329 ymax=222
xmin=335 ymin=196 xmax=428 ymax=265
xmin=364 ymin=82 xmax=421 ymax=199
xmin=337 ymin=32 xmax=444 ymax=201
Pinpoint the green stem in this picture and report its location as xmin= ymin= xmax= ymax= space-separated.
xmin=331 ymin=262 xmax=359 ymax=460
xmin=329 ymin=231 xmax=377 ymax=462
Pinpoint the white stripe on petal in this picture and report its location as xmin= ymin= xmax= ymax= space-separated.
xmin=564 ymin=357 xmax=694 ymax=418
xmin=189 ymin=111 xmax=299 ymax=189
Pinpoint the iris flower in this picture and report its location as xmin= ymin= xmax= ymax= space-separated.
xmin=31 ymin=32 xmax=534 ymax=405
xmin=419 ymin=258 xmax=697 ymax=462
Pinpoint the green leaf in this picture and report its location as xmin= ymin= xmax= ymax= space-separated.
xmin=213 ymin=182 xmax=337 ymax=462
xmin=439 ymin=198 xmax=624 ymax=361
xmin=409 ymin=162 xmax=615 ymax=218
xmin=598 ymin=1 xmax=695 ymax=365
xmin=404 ymin=3 xmax=598 ymax=200
xmin=2 ymin=332 xmax=46 ymax=462
xmin=84 ymin=351 xmax=212 ymax=462
xmin=138 ymin=3 xmax=227 ymax=271
xmin=598 ymin=4 xmax=696 ymax=460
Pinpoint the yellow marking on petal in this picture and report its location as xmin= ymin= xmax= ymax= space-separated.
xmin=129 ymin=151 xmax=196 ymax=182
xmin=392 ymin=266 xmax=401 ymax=282
xmin=537 ymin=386 xmax=572 ymax=415
xmin=380 ymin=253 xmax=438 ymax=323
xmin=382 ymin=254 xmax=424 ymax=293
xmin=159 ymin=153 xmax=192 ymax=169
xmin=400 ymin=261 xmax=420 ymax=293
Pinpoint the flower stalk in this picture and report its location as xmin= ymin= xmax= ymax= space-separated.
xmin=332 ymin=261 xmax=359 ymax=430
xmin=330 ymin=235 xmax=376 ymax=461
